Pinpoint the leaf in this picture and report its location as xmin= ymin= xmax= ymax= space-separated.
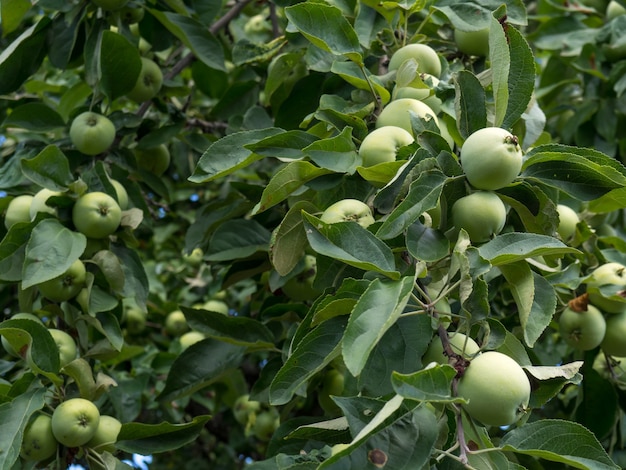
xmin=0 ymin=0 xmax=31 ymax=37
xmin=478 ymin=232 xmax=581 ymax=266
xmin=499 ymin=262 xmax=556 ymax=347
xmin=342 ymin=275 xmax=415 ymax=376
xmin=109 ymin=244 xmax=149 ymax=312
xmin=330 ymin=60 xmax=390 ymax=105
xmin=189 ymin=128 xmax=283 ymax=182
xmin=22 ymin=219 xmax=87 ymax=289
xmin=2 ymin=103 xmax=65 ymax=131
xmin=406 ymin=221 xmax=450 ymax=263
xmin=500 ymin=420 xmax=620 ymax=470
xmin=269 ymin=315 xmax=347 ymax=405
xmin=0 ymin=319 xmax=60 ymax=379
xmin=157 ymin=339 xmax=245 ymax=402
xmin=502 ymin=26 xmax=536 ymax=130
xmin=303 ymin=126 xmax=359 ymax=173
xmin=116 ymin=416 xmax=212 ymax=455
xmin=21 ymin=145 xmax=74 ymax=191
xmin=454 ymin=70 xmax=487 ymax=139
xmin=302 ymin=213 xmax=400 ymax=279
xmin=148 ymin=10 xmax=225 ymax=71
xmin=254 ymin=161 xmax=333 ymax=214
xmin=285 ymin=3 xmax=363 ymax=64
xmin=392 ymin=364 xmax=464 ymax=403
xmin=0 ymin=387 xmax=47 ymax=470
xmin=99 ymin=30 xmax=143 ymax=102
xmin=489 ymin=16 xmax=510 ymax=127
xmin=204 ymin=219 xmax=272 ymax=261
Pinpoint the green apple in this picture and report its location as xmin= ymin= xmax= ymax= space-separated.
xmin=585 ymin=262 xmax=626 ymax=313
xmin=607 ymin=0 xmax=626 ymax=20
xmin=124 ymin=307 xmax=147 ymax=335
xmin=556 ymin=204 xmax=580 ymax=241
xmin=422 ymin=332 xmax=480 ymax=365
xmin=392 ymin=73 xmax=442 ymax=114
xmin=86 ymin=415 xmax=122 ymax=453
xmin=233 ymin=394 xmax=261 ymax=427
xmin=179 ymin=331 xmax=206 ymax=350
xmin=460 ymin=127 xmax=523 ymax=191
xmin=165 ymin=310 xmax=188 ymax=336
xmin=454 ymin=28 xmax=490 ymax=57
xmin=1 ymin=312 xmax=42 ymax=357
xmin=134 ymin=144 xmax=171 ymax=176
xmin=251 ymin=408 xmax=280 ymax=441
xmin=183 ymin=247 xmax=204 ymax=267
xmin=358 ymin=125 xmax=414 ymax=167
xmin=282 ymin=254 xmax=321 ymax=301
xmin=20 ymin=414 xmax=58 ymax=462
xmin=127 ymin=57 xmax=163 ymax=103
xmin=559 ymin=304 xmax=607 ymax=351
xmin=318 ymin=368 xmax=345 ymax=415
xmin=451 ymin=191 xmax=507 ymax=243
xmin=457 ymin=351 xmax=531 ymax=426
xmin=202 ymin=299 xmax=230 ymax=315
xmin=110 ymin=179 xmax=129 ymax=210
xmin=51 ymin=398 xmax=100 ymax=447
xmin=72 ymin=191 xmax=122 ymax=239
xmin=5 ymin=194 xmax=33 ymax=229
xmin=69 ymin=111 xmax=116 ymax=156
xmin=49 ymin=329 xmax=78 ymax=368
xmin=38 ymin=259 xmax=87 ymax=302
xmin=320 ymin=199 xmax=375 ymax=228
xmin=601 ymin=310 xmax=626 ymax=356
xmin=29 ymin=188 xmax=62 ymax=219
xmin=388 ymin=43 xmax=442 ymax=77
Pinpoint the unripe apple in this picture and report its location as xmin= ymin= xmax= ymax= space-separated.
xmin=585 ymin=262 xmax=626 ymax=313
xmin=457 ymin=351 xmax=531 ymax=426
xmin=29 ymin=188 xmax=62 ymax=219
xmin=607 ymin=0 xmax=626 ymax=20
xmin=165 ymin=310 xmax=188 ymax=336
xmin=86 ymin=415 xmax=122 ymax=452
xmin=72 ymin=191 xmax=122 ymax=239
xmin=202 ymin=299 xmax=229 ymax=315
xmin=320 ymin=199 xmax=375 ymax=228
xmin=51 ymin=398 xmax=101 ymax=447
xmin=359 ymin=126 xmax=414 ymax=167
xmin=110 ymin=179 xmax=129 ymax=210
xmin=281 ymin=254 xmax=321 ymax=301
xmin=127 ymin=57 xmax=163 ymax=103
xmin=5 ymin=194 xmax=33 ymax=229
xmin=601 ymin=310 xmax=626 ymax=356
xmin=69 ymin=111 xmax=116 ymax=156
xmin=559 ymin=304 xmax=606 ymax=350
xmin=233 ymin=394 xmax=261 ymax=426
xmin=460 ymin=127 xmax=523 ymax=191
xmin=454 ymin=28 xmax=490 ymax=57
xmin=388 ymin=43 xmax=442 ymax=77
xmin=20 ymin=414 xmax=58 ymax=462
xmin=134 ymin=144 xmax=170 ymax=176
xmin=422 ymin=332 xmax=480 ymax=365
xmin=251 ymin=408 xmax=280 ymax=441
xmin=451 ymin=191 xmax=507 ymax=243
xmin=179 ymin=331 xmax=206 ymax=350
xmin=556 ymin=204 xmax=580 ymax=241
xmin=392 ymin=73 xmax=442 ymax=114
xmin=38 ymin=259 xmax=87 ymax=302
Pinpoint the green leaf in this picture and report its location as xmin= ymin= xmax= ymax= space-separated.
xmin=110 ymin=244 xmax=149 ymax=312
xmin=285 ymin=3 xmax=363 ymax=64
xmin=205 ymin=219 xmax=272 ymax=261
xmin=116 ymin=416 xmax=212 ymax=455
xmin=148 ymin=10 xmax=225 ymax=71
xmin=478 ymin=232 xmax=581 ymax=266
xmin=232 ymin=37 xmax=288 ymax=66
xmin=0 ymin=387 xmax=47 ymax=470
xmin=454 ymin=70 xmax=487 ymax=139
xmin=392 ymin=364 xmax=463 ymax=403
xmin=502 ymin=26 xmax=536 ymax=130
xmin=99 ymin=30 xmax=142 ymax=102
xmin=269 ymin=315 xmax=347 ymax=405
xmin=376 ymin=171 xmax=447 ymax=240
xmin=2 ymin=103 xmax=65 ymax=131
xmin=501 ymin=419 xmax=620 ymax=470
xmin=22 ymin=219 xmax=87 ymax=289
xmin=189 ymin=128 xmax=283 ymax=182
xmin=21 ymin=145 xmax=74 ymax=191
xmin=302 ymin=213 xmax=400 ymax=279
xmin=182 ymin=307 xmax=275 ymax=349
xmin=499 ymin=262 xmax=556 ymax=347
xmin=0 ymin=0 xmax=31 ymax=37
xmin=245 ymin=129 xmax=319 ymax=160
xmin=330 ymin=60 xmax=390 ymax=105
xmin=0 ymin=17 xmax=50 ymax=94
xmin=303 ymin=126 xmax=359 ymax=173
xmin=254 ymin=161 xmax=333 ymax=214
xmin=489 ymin=16 xmax=510 ymax=128
xmin=0 ymin=319 xmax=60 ymax=376
xmin=435 ymin=1 xmax=527 ymax=30
xmin=157 ymin=340 xmax=245 ymax=402
xmin=406 ymin=221 xmax=450 ymax=263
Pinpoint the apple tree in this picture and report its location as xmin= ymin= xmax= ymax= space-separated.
xmin=3 ymin=0 xmax=626 ymax=469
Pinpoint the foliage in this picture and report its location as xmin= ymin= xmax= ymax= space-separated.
xmin=3 ymin=0 xmax=626 ymax=469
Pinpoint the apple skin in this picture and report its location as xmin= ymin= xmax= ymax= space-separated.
xmin=233 ymin=394 xmax=262 ymax=427
xmin=318 ymin=368 xmax=345 ymax=415
xmin=165 ymin=310 xmax=188 ymax=336
xmin=320 ymin=199 xmax=375 ymax=228
xmin=556 ymin=204 xmax=580 ymax=241
xmin=124 ymin=307 xmax=147 ymax=335
xmin=454 ymin=28 xmax=490 ymax=57
xmin=392 ymin=73 xmax=442 ymax=114
xmin=460 ymin=127 xmax=523 ymax=191
xmin=5 ymin=195 xmax=33 ymax=229
xmin=251 ymin=408 xmax=280 ymax=441
xmin=51 ymin=398 xmax=101 ymax=447
xmin=86 ymin=415 xmax=122 ymax=453
xmin=601 ymin=310 xmax=626 ymax=356
xmin=49 ymin=329 xmax=78 ymax=368
xmin=110 ymin=180 xmax=129 ymax=210
xmin=559 ymin=305 xmax=607 ymax=351
xmin=451 ymin=191 xmax=507 ymax=243
xmin=456 ymin=351 xmax=531 ymax=426
xmin=422 ymin=332 xmax=480 ymax=365
xmin=134 ymin=144 xmax=171 ymax=176
xmin=29 ymin=188 xmax=62 ymax=219
xmin=179 ymin=331 xmax=206 ymax=350
xmin=38 ymin=259 xmax=87 ymax=302
xmin=20 ymin=414 xmax=58 ymax=462
xmin=607 ymin=0 xmax=626 ymax=20
xmin=388 ymin=43 xmax=442 ymax=77
xmin=127 ymin=57 xmax=163 ymax=103
xmin=69 ymin=111 xmax=116 ymax=156
xmin=72 ymin=191 xmax=122 ymax=239
xmin=359 ymin=126 xmax=414 ymax=167
xmin=201 ymin=299 xmax=230 ymax=314
xmin=585 ymin=262 xmax=626 ymax=313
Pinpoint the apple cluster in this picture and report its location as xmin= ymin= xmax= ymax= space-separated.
xmin=232 ymin=394 xmax=280 ymax=442
xmin=559 ymin=261 xmax=626 ymax=357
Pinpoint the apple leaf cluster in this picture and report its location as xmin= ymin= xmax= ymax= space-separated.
xmin=3 ymin=0 xmax=626 ymax=469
